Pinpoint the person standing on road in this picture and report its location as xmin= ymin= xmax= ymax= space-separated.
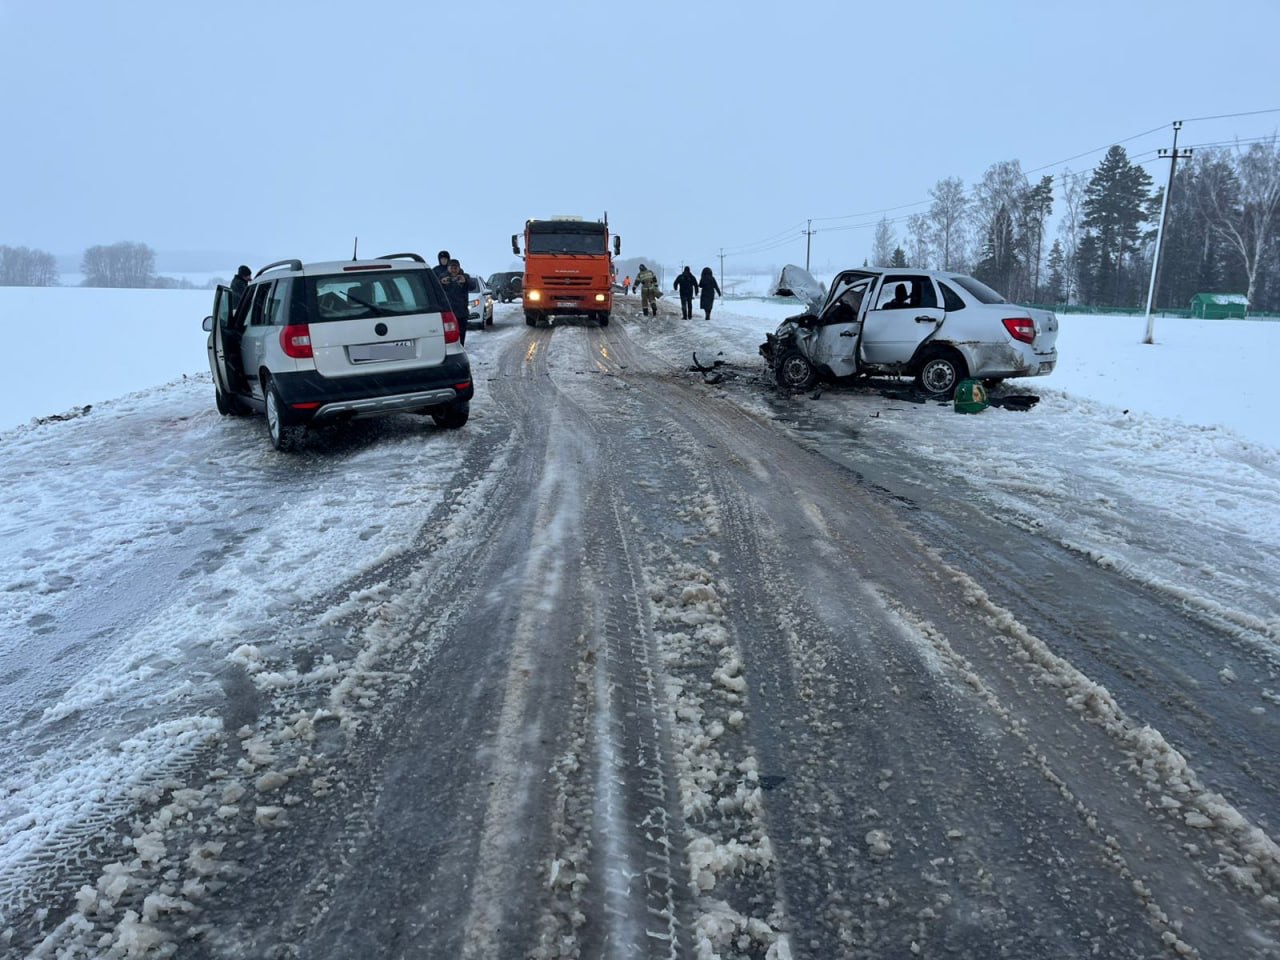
xmin=440 ymin=258 xmax=470 ymax=346
xmin=433 ymin=250 xmax=451 ymax=279
xmin=698 ymin=267 xmax=721 ymax=321
xmin=229 ymin=265 xmax=252 ymax=310
xmin=636 ymin=264 xmax=659 ymax=317
xmin=673 ymin=266 xmax=699 ymax=320
xmin=622 ymin=274 xmax=632 ymax=296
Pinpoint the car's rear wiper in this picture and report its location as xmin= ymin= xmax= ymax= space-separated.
xmin=345 ymin=294 xmax=383 ymax=315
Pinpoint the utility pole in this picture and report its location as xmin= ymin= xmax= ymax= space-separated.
xmin=1142 ymin=121 xmax=1192 ymax=344
xmin=804 ymin=219 xmax=814 ymax=271
xmin=718 ymin=247 xmax=725 ymax=293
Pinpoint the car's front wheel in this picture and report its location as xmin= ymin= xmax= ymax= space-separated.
xmin=775 ymin=348 xmax=816 ymax=390
xmin=916 ymin=347 xmax=968 ymax=398
xmin=431 ymin=400 xmax=470 ymax=430
xmin=524 ymin=310 xmax=538 ymax=327
xmin=265 ymin=375 xmax=305 ymax=451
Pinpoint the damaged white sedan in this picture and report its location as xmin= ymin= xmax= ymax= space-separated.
xmin=760 ymin=267 xmax=1058 ymax=396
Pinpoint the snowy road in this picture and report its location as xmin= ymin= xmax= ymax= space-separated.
xmin=3 ymin=300 xmax=1279 ymax=958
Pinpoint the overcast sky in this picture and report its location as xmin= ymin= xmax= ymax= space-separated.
xmin=3 ymin=0 xmax=1278 ymax=277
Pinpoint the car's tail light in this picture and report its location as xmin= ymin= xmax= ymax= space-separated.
xmin=280 ymin=324 xmax=313 ymax=358
xmin=1002 ymin=317 xmax=1036 ymax=344
xmin=442 ymin=311 xmax=460 ymax=344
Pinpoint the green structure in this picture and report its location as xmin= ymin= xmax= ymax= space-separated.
xmin=1190 ymin=293 xmax=1248 ymax=319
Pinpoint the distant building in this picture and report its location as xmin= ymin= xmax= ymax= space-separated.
xmin=1190 ymin=292 xmax=1248 ymax=319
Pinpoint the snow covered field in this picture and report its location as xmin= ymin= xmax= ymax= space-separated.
xmin=1 ymin=285 xmax=1279 ymax=956
xmin=2 ymin=284 xmax=1276 ymax=447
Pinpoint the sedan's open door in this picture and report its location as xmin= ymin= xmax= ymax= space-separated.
xmin=809 ymin=273 xmax=875 ymax=378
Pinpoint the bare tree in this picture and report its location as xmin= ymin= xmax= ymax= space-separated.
xmin=928 ymin=177 xmax=968 ymax=271
xmin=0 ymin=245 xmax=59 ymax=286
xmin=1197 ymin=136 xmax=1280 ymax=312
xmin=81 ymin=241 xmax=156 ymax=288
xmin=905 ymin=213 xmax=933 ymax=268
xmin=871 ymin=216 xmax=896 ymax=267
xmin=1056 ymin=167 xmax=1085 ymax=303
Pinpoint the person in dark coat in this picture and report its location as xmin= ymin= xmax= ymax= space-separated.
xmin=433 ymin=250 xmax=451 ymax=279
xmin=698 ymin=267 xmax=721 ymax=320
xmin=673 ymin=266 xmax=699 ymax=320
xmin=229 ymin=265 xmax=251 ymax=310
xmin=439 ymin=258 xmax=470 ymax=345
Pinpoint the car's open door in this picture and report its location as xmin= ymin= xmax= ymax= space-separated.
xmin=810 ymin=274 xmax=875 ymax=377
xmin=208 ymin=285 xmax=235 ymax=395
xmin=860 ymin=274 xmax=946 ymax=365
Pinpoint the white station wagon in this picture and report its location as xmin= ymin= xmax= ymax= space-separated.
xmin=760 ymin=268 xmax=1058 ymax=396
xmin=201 ymin=254 xmax=474 ymax=450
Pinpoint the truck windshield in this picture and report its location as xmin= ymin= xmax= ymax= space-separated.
xmin=528 ymin=231 xmax=607 ymax=255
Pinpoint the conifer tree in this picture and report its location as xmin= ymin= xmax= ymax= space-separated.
xmin=1081 ymin=146 xmax=1154 ymax=306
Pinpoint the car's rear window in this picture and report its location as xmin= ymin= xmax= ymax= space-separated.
xmin=304 ymin=270 xmax=446 ymax=322
xmin=950 ymin=275 xmax=1007 ymax=304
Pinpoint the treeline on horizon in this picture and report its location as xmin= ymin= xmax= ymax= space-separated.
xmin=864 ymin=137 xmax=1280 ymax=314
xmin=0 ymin=241 xmax=211 ymax=290
xmin=5 ymin=137 xmax=1279 ymax=312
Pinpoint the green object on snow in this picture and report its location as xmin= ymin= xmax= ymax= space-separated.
xmin=953 ymin=379 xmax=989 ymax=414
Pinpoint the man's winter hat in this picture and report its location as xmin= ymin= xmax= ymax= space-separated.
xmin=237 ymin=265 xmax=251 ymax=277
xmin=438 ymin=250 xmax=450 ymax=260
xmin=639 ymin=264 xmax=646 ymax=271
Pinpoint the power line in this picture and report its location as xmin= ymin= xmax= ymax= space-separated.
xmin=1182 ymin=107 xmax=1280 ymax=123
xmin=712 ymin=111 xmax=1280 ymax=268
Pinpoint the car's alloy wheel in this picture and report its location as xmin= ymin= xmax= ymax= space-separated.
xmin=775 ymin=349 xmax=816 ymax=390
xmin=265 ymin=376 xmax=303 ymax=451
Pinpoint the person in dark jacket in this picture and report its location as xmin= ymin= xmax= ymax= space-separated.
xmin=439 ymin=258 xmax=470 ymax=345
xmin=673 ymin=266 xmax=699 ymax=320
xmin=698 ymin=267 xmax=721 ymax=320
xmin=433 ymin=250 xmax=451 ymax=279
xmin=229 ymin=265 xmax=251 ymax=309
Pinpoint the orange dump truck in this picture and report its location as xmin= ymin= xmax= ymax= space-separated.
xmin=513 ymin=216 xmax=621 ymax=327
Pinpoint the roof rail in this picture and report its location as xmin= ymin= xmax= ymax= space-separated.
xmin=255 ymin=259 xmax=303 ymax=277
xmin=375 ymin=252 xmax=426 ymax=263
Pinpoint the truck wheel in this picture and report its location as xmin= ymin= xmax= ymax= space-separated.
xmin=525 ymin=310 xmax=537 ymax=327
xmin=599 ymin=312 xmax=609 ymax=327
xmin=775 ymin=349 xmax=816 ymax=390
xmin=916 ymin=347 xmax=967 ymax=398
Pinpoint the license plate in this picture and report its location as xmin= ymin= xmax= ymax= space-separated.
xmin=555 ymin=301 xmax=576 ymax=308
xmin=350 ymin=340 xmax=414 ymax=363
xmin=1038 ymin=361 xmax=1055 ymax=373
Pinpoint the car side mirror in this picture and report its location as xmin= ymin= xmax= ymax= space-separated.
xmin=202 ymin=316 xmax=214 ymax=332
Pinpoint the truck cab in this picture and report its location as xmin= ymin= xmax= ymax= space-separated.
xmin=513 ymin=216 xmax=621 ymax=327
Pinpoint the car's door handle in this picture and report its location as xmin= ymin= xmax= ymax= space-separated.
xmin=915 ymin=315 xmax=940 ymax=323
xmin=839 ymin=330 xmax=856 ymax=337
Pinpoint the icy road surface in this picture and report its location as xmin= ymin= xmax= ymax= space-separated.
xmin=2 ymin=299 xmax=1278 ymax=959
